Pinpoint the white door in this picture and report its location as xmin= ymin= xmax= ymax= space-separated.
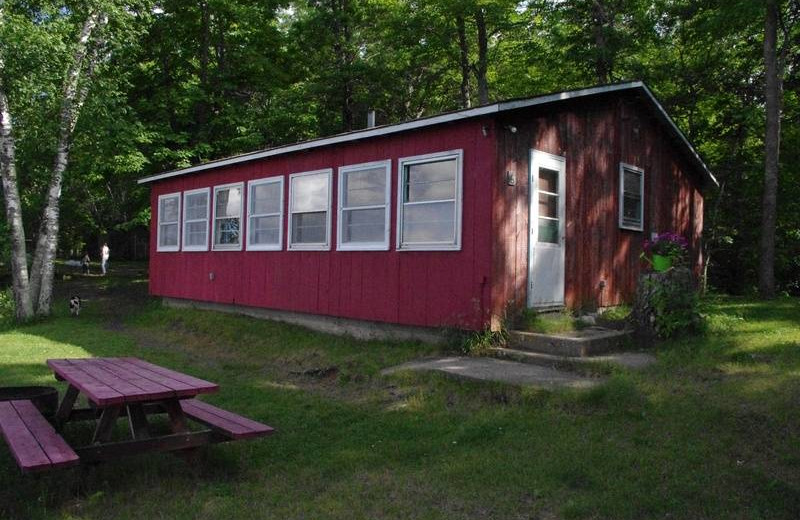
xmin=527 ymin=150 xmax=566 ymax=308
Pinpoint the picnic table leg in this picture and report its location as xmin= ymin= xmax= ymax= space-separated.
xmin=127 ymin=404 xmax=150 ymax=439
xmin=54 ymin=384 xmax=80 ymax=429
xmin=92 ymin=405 xmax=122 ymax=444
xmin=161 ymin=400 xmax=189 ymax=433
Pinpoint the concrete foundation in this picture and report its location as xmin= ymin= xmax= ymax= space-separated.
xmin=162 ymin=297 xmax=446 ymax=344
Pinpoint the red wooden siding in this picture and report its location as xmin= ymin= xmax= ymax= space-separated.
xmin=492 ymin=93 xmax=705 ymax=319
xmin=149 ymin=119 xmax=497 ymax=330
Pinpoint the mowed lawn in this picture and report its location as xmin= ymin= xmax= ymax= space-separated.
xmin=1 ymin=266 xmax=799 ymax=519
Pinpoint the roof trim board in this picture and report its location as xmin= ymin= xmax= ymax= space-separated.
xmin=138 ymin=81 xmax=717 ymax=187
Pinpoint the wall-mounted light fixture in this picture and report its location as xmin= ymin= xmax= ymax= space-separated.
xmin=505 ymin=171 xmax=517 ymax=186
xmin=505 ymin=125 xmax=517 ymax=134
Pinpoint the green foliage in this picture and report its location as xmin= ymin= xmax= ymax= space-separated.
xmin=598 ymin=304 xmax=631 ymax=322
xmin=0 ymin=287 xmax=15 ymax=324
xmin=460 ymin=327 xmax=506 ymax=356
xmin=644 ymin=277 xmax=704 ymax=339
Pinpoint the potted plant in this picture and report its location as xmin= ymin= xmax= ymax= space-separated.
xmin=642 ymin=232 xmax=688 ymax=272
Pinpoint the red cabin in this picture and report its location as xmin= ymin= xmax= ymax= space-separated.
xmin=139 ymin=82 xmax=715 ymax=336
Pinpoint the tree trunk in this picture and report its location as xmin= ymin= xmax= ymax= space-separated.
xmin=29 ymin=11 xmax=106 ymax=316
xmin=330 ymin=0 xmax=354 ymax=131
xmin=0 ymin=70 xmax=34 ymax=320
xmin=195 ymin=1 xmax=210 ymax=128
xmin=0 ymin=7 xmax=34 ymax=320
xmin=759 ymin=0 xmax=781 ymax=299
xmin=456 ymin=15 xmax=471 ymax=109
xmin=474 ymin=8 xmax=489 ymax=105
xmin=591 ymin=0 xmax=612 ymax=83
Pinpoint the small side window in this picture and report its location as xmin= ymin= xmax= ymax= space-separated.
xmin=619 ymin=163 xmax=644 ymax=231
xmin=157 ymin=192 xmax=181 ymax=252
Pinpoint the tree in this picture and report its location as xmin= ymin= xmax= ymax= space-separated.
xmin=759 ymin=0 xmax=785 ymax=298
xmin=0 ymin=3 xmax=118 ymax=319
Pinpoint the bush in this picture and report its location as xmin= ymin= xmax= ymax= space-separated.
xmin=633 ymin=268 xmax=704 ymax=340
xmin=0 ymin=287 xmax=16 ymax=322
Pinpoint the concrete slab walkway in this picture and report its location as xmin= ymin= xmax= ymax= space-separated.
xmin=382 ymin=356 xmax=602 ymax=389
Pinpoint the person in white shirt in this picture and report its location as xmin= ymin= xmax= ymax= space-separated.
xmin=101 ymin=243 xmax=110 ymax=275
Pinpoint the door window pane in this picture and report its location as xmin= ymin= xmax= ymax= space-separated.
xmin=538 ymin=193 xmax=558 ymax=218
xmin=538 ymin=167 xmax=559 ymax=193
xmin=538 ymin=219 xmax=559 ymax=244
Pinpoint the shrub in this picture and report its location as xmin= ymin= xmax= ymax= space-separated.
xmin=633 ymin=268 xmax=704 ymax=340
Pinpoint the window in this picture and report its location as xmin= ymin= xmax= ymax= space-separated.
xmin=212 ymin=183 xmax=243 ymax=250
xmin=157 ymin=193 xmax=181 ymax=252
xmin=247 ymin=177 xmax=284 ymax=251
xmin=619 ymin=163 xmax=644 ymax=231
xmin=397 ymin=150 xmax=463 ymax=250
xmin=182 ymin=188 xmax=210 ymax=251
xmin=337 ymin=160 xmax=391 ymax=251
xmin=288 ymin=169 xmax=332 ymax=250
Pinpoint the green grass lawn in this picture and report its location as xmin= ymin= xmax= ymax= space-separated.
xmin=1 ymin=267 xmax=799 ymax=519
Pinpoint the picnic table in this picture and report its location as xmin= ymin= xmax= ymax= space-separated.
xmin=0 ymin=357 xmax=274 ymax=473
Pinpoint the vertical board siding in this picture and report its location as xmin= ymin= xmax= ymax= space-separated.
xmin=150 ymin=119 xmax=496 ymax=330
xmin=491 ymin=93 xmax=706 ymax=318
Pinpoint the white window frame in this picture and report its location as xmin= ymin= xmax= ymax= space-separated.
xmin=181 ymin=187 xmax=210 ymax=252
xmin=396 ymin=149 xmax=463 ymax=251
xmin=619 ymin=162 xmax=645 ymax=231
xmin=156 ymin=192 xmax=181 ymax=252
xmin=212 ymin=182 xmax=244 ymax=251
xmin=246 ymin=177 xmax=284 ymax=251
xmin=288 ymin=168 xmax=332 ymax=251
xmin=336 ymin=160 xmax=391 ymax=251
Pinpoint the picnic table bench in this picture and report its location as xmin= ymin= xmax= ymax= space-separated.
xmin=0 ymin=357 xmax=275 ymax=473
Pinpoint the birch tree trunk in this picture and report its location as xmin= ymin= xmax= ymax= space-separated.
xmin=758 ymin=0 xmax=781 ymax=299
xmin=29 ymin=11 xmax=106 ymax=316
xmin=0 ymin=39 xmax=34 ymax=320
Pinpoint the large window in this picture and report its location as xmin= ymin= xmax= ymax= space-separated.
xmin=288 ymin=169 xmax=332 ymax=250
xmin=157 ymin=192 xmax=181 ymax=252
xmin=212 ymin=183 xmax=243 ymax=250
xmin=619 ymin=163 xmax=644 ymax=231
xmin=397 ymin=150 xmax=463 ymax=250
xmin=247 ymin=177 xmax=284 ymax=251
xmin=182 ymin=188 xmax=209 ymax=251
xmin=337 ymin=160 xmax=391 ymax=251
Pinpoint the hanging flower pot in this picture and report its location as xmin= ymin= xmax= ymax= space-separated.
xmin=652 ymin=254 xmax=673 ymax=272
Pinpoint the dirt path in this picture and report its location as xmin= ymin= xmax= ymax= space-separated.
xmin=53 ymin=262 xmax=151 ymax=329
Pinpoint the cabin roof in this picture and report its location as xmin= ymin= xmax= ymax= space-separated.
xmin=138 ymin=81 xmax=717 ymax=187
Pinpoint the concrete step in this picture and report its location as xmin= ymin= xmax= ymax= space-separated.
xmin=488 ymin=346 xmax=656 ymax=371
xmin=507 ymin=327 xmax=633 ymax=357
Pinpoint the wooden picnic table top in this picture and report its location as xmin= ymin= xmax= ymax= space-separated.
xmin=46 ymin=357 xmax=219 ymax=407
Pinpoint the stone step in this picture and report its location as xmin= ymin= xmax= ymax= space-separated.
xmin=488 ymin=346 xmax=656 ymax=371
xmin=507 ymin=327 xmax=633 ymax=357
